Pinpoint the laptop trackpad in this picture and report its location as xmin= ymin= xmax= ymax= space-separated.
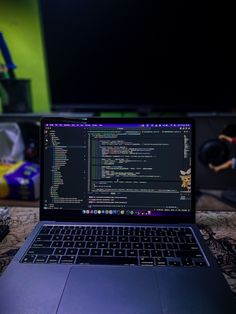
xmin=57 ymin=266 xmax=163 ymax=314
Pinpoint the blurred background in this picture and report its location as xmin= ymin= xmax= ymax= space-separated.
xmin=0 ymin=0 xmax=236 ymax=204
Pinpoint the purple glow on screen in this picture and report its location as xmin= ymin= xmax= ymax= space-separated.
xmin=45 ymin=123 xmax=191 ymax=128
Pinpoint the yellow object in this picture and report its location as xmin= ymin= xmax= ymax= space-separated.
xmin=0 ymin=162 xmax=24 ymax=198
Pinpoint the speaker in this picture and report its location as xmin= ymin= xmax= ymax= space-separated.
xmin=195 ymin=114 xmax=236 ymax=190
xmin=0 ymin=79 xmax=32 ymax=113
xmin=198 ymin=139 xmax=230 ymax=167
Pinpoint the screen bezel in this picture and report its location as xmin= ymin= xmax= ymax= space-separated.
xmin=40 ymin=117 xmax=195 ymax=224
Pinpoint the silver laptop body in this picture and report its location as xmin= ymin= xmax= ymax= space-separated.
xmin=0 ymin=117 xmax=235 ymax=314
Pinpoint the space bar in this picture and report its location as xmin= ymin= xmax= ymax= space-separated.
xmin=76 ymin=256 xmax=138 ymax=265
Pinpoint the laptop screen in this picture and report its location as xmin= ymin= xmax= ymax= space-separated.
xmin=41 ymin=118 xmax=194 ymax=223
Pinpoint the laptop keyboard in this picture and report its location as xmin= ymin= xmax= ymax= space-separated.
xmin=21 ymin=225 xmax=208 ymax=267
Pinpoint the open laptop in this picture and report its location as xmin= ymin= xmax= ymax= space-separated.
xmin=0 ymin=117 xmax=236 ymax=314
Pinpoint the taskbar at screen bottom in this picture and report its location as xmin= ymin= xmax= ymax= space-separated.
xmin=82 ymin=209 xmax=191 ymax=217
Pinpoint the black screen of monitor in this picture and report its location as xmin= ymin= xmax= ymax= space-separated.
xmin=39 ymin=0 xmax=235 ymax=112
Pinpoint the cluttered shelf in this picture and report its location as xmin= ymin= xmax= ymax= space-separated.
xmin=0 ymin=199 xmax=39 ymax=208
xmin=0 ymin=121 xmax=40 ymax=207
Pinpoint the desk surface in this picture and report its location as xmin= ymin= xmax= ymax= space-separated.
xmin=0 ymin=191 xmax=236 ymax=296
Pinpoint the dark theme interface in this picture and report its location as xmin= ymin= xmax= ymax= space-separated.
xmin=43 ymin=123 xmax=192 ymax=217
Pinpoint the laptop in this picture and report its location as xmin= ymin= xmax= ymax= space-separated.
xmin=0 ymin=117 xmax=235 ymax=314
